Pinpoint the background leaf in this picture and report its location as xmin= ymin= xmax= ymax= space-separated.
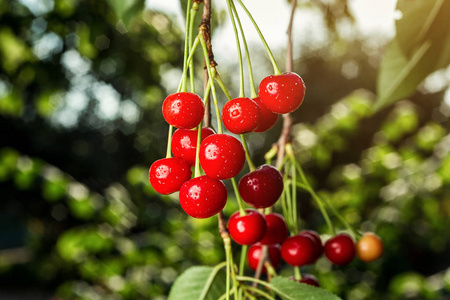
xmin=168 ymin=266 xmax=226 ymax=300
xmin=270 ymin=277 xmax=342 ymax=300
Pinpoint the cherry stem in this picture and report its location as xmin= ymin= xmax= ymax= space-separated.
xmin=165 ymin=125 xmax=173 ymax=158
xmin=244 ymin=286 xmax=276 ymax=300
xmin=239 ymin=244 xmax=248 ymax=277
xmin=230 ymin=0 xmax=257 ymax=98
xmin=226 ymin=0 xmax=245 ymax=98
xmin=231 ymin=177 xmax=246 ymax=216
xmin=214 ymin=72 xmax=232 ymax=100
xmin=199 ymin=261 xmax=227 ymax=299
xmin=234 ymin=0 xmax=281 ymax=75
xmin=294 ymin=266 xmax=302 ymax=281
xmin=180 ymin=0 xmax=192 ymax=92
xmin=177 ymin=36 xmax=200 ymax=93
xmin=240 ymin=134 xmax=256 ymax=172
xmin=188 ymin=3 xmax=199 ymax=92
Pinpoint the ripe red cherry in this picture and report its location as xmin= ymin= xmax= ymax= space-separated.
xmin=149 ymin=157 xmax=192 ymax=195
xmin=171 ymin=127 xmax=215 ymax=166
xmin=324 ymin=233 xmax=356 ymax=266
xmin=281 ymin=234 xmax=317 ymax=266
xmin=247 ymin=244 xmax=281 ymax=274
xmin=258 ymin=72 xmax=306 ymax=114
xmin=252 ymin=97 xmax=278 ymax=132
xmin=162 ymin=92 xmax=205 ymax=129
xmin=228 ymin=209 xmax=267 ymax=245
xmin=199 ymin=134 xmax=246 ymax=180
xmin=238 ymin=164 xmax=283 ymax=208
xmin=222 ymin=97 xmax=261 ymax=134
xmin=179 ymin=175 xmax=227 ymax=219
xmin=299 ymin=230 xmax=323 ymax=262
xmin=260 ymin=213 xmax=288 ymax=245
xmin=299 ymin=274 xmax=320 ymax=287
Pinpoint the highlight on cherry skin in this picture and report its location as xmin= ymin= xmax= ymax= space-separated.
xmin=171 ymin=127 xmax=215 ymax=166
xmin=238 ymin=164 xmax=284 ymax=208
xmin=222 ymin=97 xmax=261 ymax=134
xmin=199 ymin=133 xmax=246 ymax=180
xmin=227 ymin=209 xmax=267 ymax=245
xmin=324 ymin=233 xmax=356 ymax=266
xmin=247 ymin=243 xmax=282 ymax=274
xmin=162 ymin=92 xmax=205 ymax=129
xmin=179 ymin=175 xmax=227 ymax=219
xmin=148 ymin=157 xmax=192 ymax=195
xmin=258 ymin=72 xmax=306 ymax=114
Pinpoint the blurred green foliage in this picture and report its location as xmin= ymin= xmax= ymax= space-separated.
xmin=0 ymin=0 xmax=449 ymax=299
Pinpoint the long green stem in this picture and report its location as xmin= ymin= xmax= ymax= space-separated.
xmin=245 ymin=286 xmax=277 ymax=300
xmin=199 ymin=261 xmax=228 ymax=300
xmin=239 ymin=245 xmax=248 ymax=276
xmin=215 ymin=73 xmax=232 ymax=100
xmin=188 ymin=3 xmax=199 ymax=93
xmin=230 ymin=0 xmax=257 ymax=98
xmin=177 ymin=36 xmax=201 ymax=92
xmin=321 ymin=193 xmax=362 ymax=238
xmin=165 ymin=125 xmax=174 ymax=158
xmin=231 ymin=177 xmax=246 ymax=216
xmin=226 ymin=0 xmax=245 ymax=97
xmin=240 ymin=134 xmax=256 ymax=172
xmin=234 ymin=0 xmax=281 ymax=75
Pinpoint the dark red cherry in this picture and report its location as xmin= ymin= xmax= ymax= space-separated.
xmin=252 ymin=97 xmax=278 ymax=132
xmin=258 ymin=72 xmax=306 ymax=114
xmin=324 ymin=233 xmax=356 ymax=266
xmin=179 ymin=175 xmax=227 ymax=219
xmin=238 ymin=164 xmax=283 ymax=208
xmin=171 ymin=127 xmax=215 ymax=166
xmin=299 ymin=274 xmax=320 ymax=287
xmin=222 ymin=97 xmax=261 ymax=134
xmin=281 ymin=234 xmax=317 ymax=266
xmin=299 ymin=230 xmax=323 ymax=262
xmin=260 ymin=213 xmax=288 ymax=245
xmin=228 ymin=209 xmax=267 ymax=245
xmin=199 ymin=134 xmax=246 ymax=180
xmin=247 ymin=244 xmax=281 ymax=274
xmin=162 ymin=92 xmax=205 ymax=129
xmin=149 ymin=157 xmax=192 ymax=195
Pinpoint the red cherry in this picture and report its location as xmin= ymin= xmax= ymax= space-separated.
xmin=299 ymin=230 xmax=323 ymax=262
xmin=258 ymin=72 xmax=306 ymax=114
xmin=299 ymin=274 xmax=320 ymax=287
xmin=238 ymin=164 xmax=283 ymax=208
xmin=199 ymin=134 xmax=246 ymax=180
xmin=171 ymin=127 xmax=215 ymax=166
xmin=149 ymin=157 xmax=192 ymax=195
xmin=162 ymin=92 xmax=205 ymax=129
xmin=281 ymin=234 xmax=317 ymax=266
xmin=260 ymin=213 xmax=288 ymax=245
xmin=252 ymin=97 xmax=278 ymax=132
xmin=228 ymin=209 xmax=267 ymax=245
xmin=179 ymin=175 xmax=227 ymax=219
xmin=247 ymin=244 xmax=281 ymax=274
xmin=324 ymin=233 xmax=356 ymax=266
xmin=222 ymin=97 xmax=261 ymax=134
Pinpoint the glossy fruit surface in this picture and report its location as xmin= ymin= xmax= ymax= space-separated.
xmin=252 ymin=97 xmax=278 ymax=132
xmin=247 ymin=244 xmax=281 ymax=274
xmin=199 ymin=134 xmax=246 ymax=180
xmin=299 ymin=230 xmax=323 ymax=262
xmin=149 ymin=157 xmax=192 ymax=195
xmin=238 ymin=164 xmax=283 ymax=208
xmin=260 ymin=213 xmax=288 ymax=245
xmin=281 ymin=234 xmax=317 ymax=266
xmin=258 ymin=72 xmax=306 ymax=114
xmin=179 ymin=175 xmax=227 ymax=219
xmin=324 ymin=233 xmax=356 ymax=266
xmin=162 ymin=92 xmax=205 ymax=129
xmin=171 ymin=127 xmax=215 ymax=166
xmin=299 ymin=274 xmax=320 ymax=287
xmin=222 ymin=97 xmax=261 ymax=134
xmin=228 ymin=209 xmax=267 ymax=245
xmin=356 ymin=232 xmax=384 ymax=262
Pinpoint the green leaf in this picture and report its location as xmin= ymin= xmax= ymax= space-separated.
xmin=168 ymin=265 xmax=226 ymax=300
xmin=270 ymin=277 xmax=342 ymax=300
xmin=374 ymin=0 xmax=450 ymax=111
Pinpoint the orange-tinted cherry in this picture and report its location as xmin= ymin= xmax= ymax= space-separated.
xmin=252 ymin=97 xmax=278 ymax=132
xmin=258 ymin=72 xmax=306 ymax=114
xmin=228 ymin=209 xmax=267 ymax=245
xmin=179 ymin=175 xmax=227 ymax=219
xmin=162 ymin=92 xmax=205 ymax=129
xmin=356 ymin=232 xmax=384 ymax=262
xmin=171 ymin=127 xmax=215 ymax=166
xmin=199 ymin=134 xmax=246 ymax=180
xmin=149 ymin=157 xmax=192 ymax=195
xmin=238 ymin=164 xmax=283 ymax=208
xmin=260 ymin=213 xmax=288 ymax=245
xmin=222 ymin=97 xmax=261 ymax=134
xmin=281 ymin=234 xmax=317 ymax=266
xmin=247 ymin=244 xmax=281 ymax=274
xmin=324 ymin=233 xmax=356 ymax=266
